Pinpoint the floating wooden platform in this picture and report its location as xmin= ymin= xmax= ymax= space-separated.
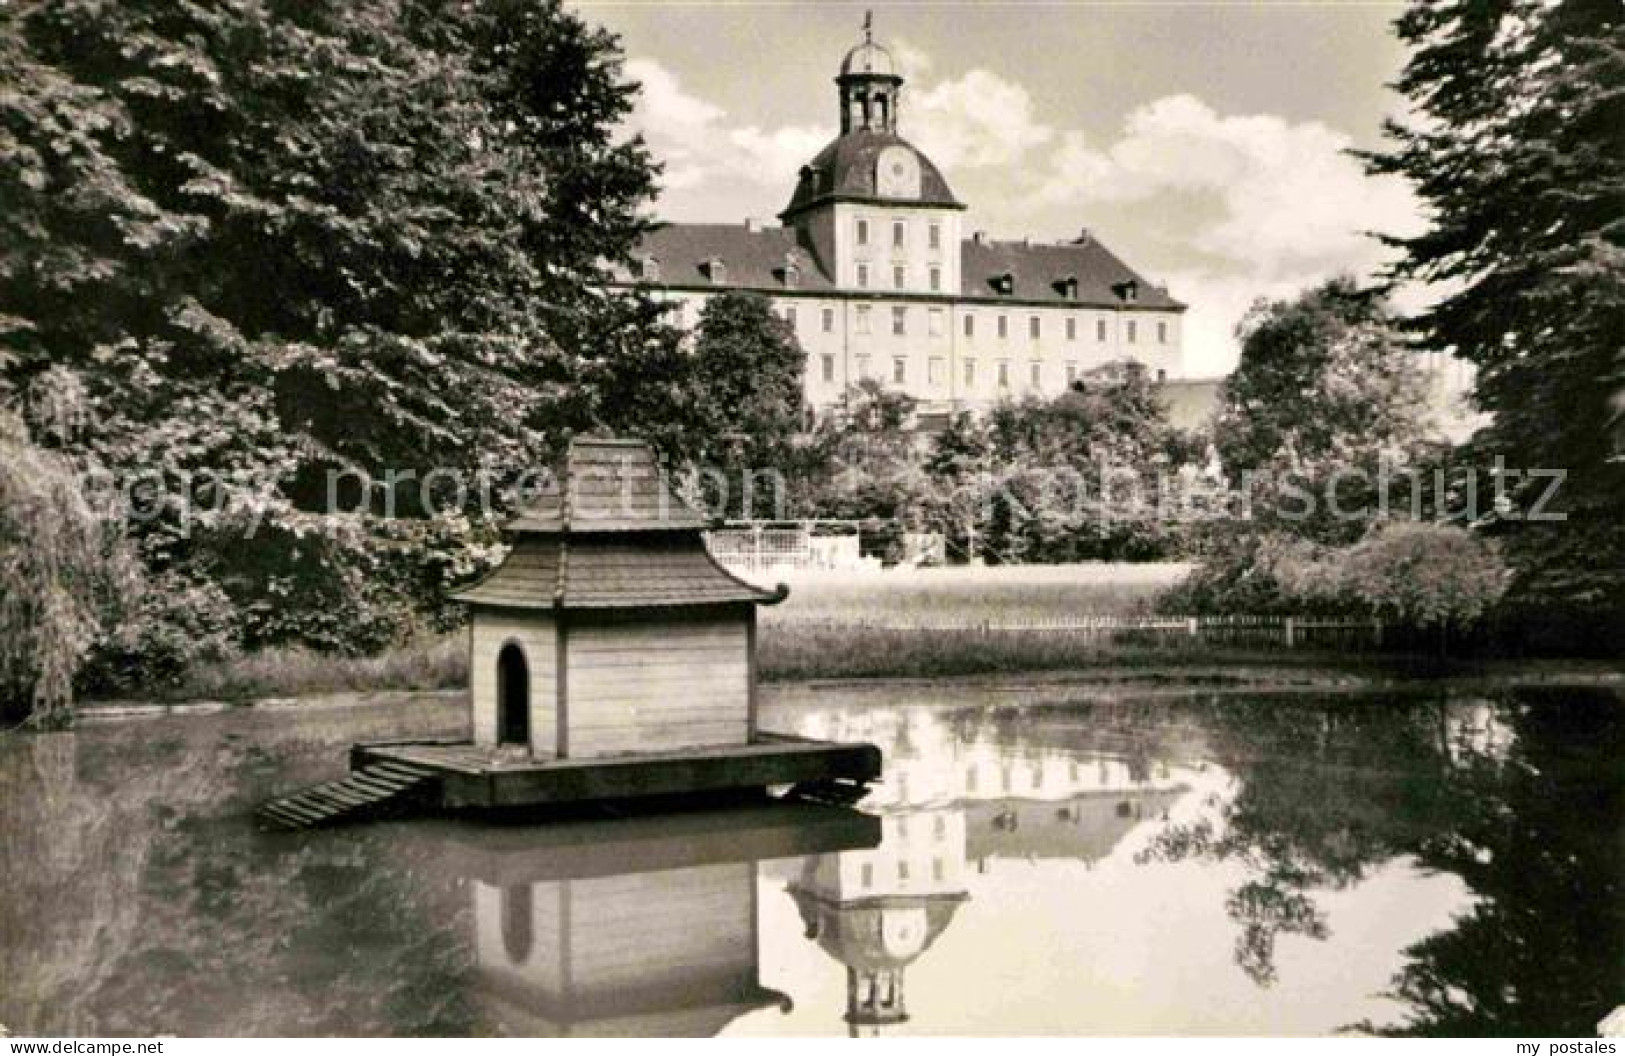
xmin=258 ymin=732 xmax=881 ymax=830
xmin=351 ymin=731 xmax=881 ymax=810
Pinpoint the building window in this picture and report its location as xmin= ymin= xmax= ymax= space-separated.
xmin=1097 ymin=318 xmax=1108 ymax=342
xmin=892 ymin=305 xmax=906 ymax=335
xmin=861 ymin=862 xmax=874 ymax=888
xmin=856 ymin=263 xmax=869 ymax=288
xmin=898 ymin=860 xmax=910 ymax=881
xmin=1030 ymin=361 xmax=1041 ymax=387
xmin=893 ymin=264 xmax=906 ymax=290
xmin=822 ymin=354 xmax=835 ymax=383
xmin=929 ymin=357 xmax=944 ymax=385
xmin=783 ymin=306 xmax=796 ymax=329
xmin=928 ymin=308 xmax=944 ymax=336
xmin=1066 ymin=362 xmax=1078 ymax=384
xmin=929 ymin=266 xmax=942 ymax=292
xmin=1066 ymin=317 xmax=1077 ymax=341
xmin=856 ymin=218 xmax=869 ymax=246
xmin=856 ymin=305 xmax=871 ymax=334
xmin=964 ymin=358 xmax=976 ymax=385
xmin=705 ymin=258 xmax=726 ymax=284
xmin=1029 ymin=315 xmax=1041 ymax=340
xmin=997 ymin=314 xmax=1008 ymax=339
xmin=822 ymin=306 xmax=835 ymax=333
xmin=1158 ymin=320 xmax=1168 ymax=343
xmin=892 ymin=220 xmax=906 ymax=249
xmin=893 ymin=357 xmax=906 ymax=384
xmin=933 ymin=815 xmax=947 ymax=839
xmin=1157 ymin=368 xmax=1168 ymax=382
xmin=929 ymin=222 xmax=941 ymax=250
xmin=964 ymin=314 xmax=975 ymax=339
xmin=857 ymin=354 xmax=872 ymax=378
xmin=998 ymin=360 xmax=1010 ymax=388
xmin=1127 ymin=320 xmax=1138 ymax=343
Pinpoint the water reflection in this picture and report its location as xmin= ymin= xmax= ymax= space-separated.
xmin=0 ymin=686 xmax=1618 ymax=1036
xmin=784 ymin=705 xmax=1194 ymax=1034
xmin=456 ymin=803 xmax=879 ymax=1036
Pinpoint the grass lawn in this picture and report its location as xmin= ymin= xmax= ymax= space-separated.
xmin=121 ymin=563 xmax=1432 ymax=703
xmin=759 ymin=562 xmax=1192 ymax=626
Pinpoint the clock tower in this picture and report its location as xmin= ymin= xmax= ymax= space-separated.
xmin=779 ymin=15 xmax=966 ymax=294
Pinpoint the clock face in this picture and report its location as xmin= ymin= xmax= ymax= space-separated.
xmin=875 ymin=146 xmax=921 ymax=199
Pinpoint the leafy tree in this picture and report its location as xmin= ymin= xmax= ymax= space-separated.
xmin=1365 ymin=0 xmax=1625 ymax=635
xmin=1 ymin=0 xmax=664 ymax=660
xmin=679 ymin=292 xmax=807 ymax=517
xmin=1214 ymin=278 xmax=1430 ymax=479
xmin=0 ymin=390 xmax=141 ymax=727
xmin=967 ymin=362 xmax=1189 ymax=562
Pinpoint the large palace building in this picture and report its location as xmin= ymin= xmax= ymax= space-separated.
xmin=612 ymin=23 xmax=1187 ymax=421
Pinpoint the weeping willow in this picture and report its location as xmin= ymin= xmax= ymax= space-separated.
xmin=0 ymin=403 xmax=141 ymax=729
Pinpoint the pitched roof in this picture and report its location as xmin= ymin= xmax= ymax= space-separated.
xmin=453 ymin=437 xmax=785 ymax=610
xmin=960 ymin=237 xmax=1184 ymax=310
xmin=781 ymin=130 xmax=962 ymax=217
xmin=620 ymin=223 xmax=835 ymax=291
xmin=617 ymin=225 xmax=1183 ymax=310
xmin=452 ymin=533 xmax=785 ymax=610
xmin=507 ymin=437 xmax=709 ymax=533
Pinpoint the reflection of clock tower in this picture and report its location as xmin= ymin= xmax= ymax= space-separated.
xmin=779 ymin=19 xmax=965 ymax=296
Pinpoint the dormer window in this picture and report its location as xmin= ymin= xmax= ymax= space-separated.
xmin=780 ymin=253 xmax=801 ymax=287
xmin=1116 ymin=280 xmax=1139 ymax=303
xmin=993 ymin=272 xmax=1014 ymax=296
xmin=638 ymin=256 xmax=660 ymax=282
xmin=703 ymin=257 xmax=727 ymax=284
xmin=1056 ymin=275 xmax=1079 ymax=300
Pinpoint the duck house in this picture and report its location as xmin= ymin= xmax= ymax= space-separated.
xmin=257 ymin=437 xmax=880 ymax=830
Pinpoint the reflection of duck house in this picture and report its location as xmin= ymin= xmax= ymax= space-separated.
xmin=258 ymin=439 xmax=879 ymax=829
xmin=462 ymin=802 xmax=881 ymax=1036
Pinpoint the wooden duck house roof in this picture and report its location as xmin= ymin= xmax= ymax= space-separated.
xmin=507 ymin=436 xmax=708 ymax=533
xmin=452 ymin=437 xmax=786 ymax=611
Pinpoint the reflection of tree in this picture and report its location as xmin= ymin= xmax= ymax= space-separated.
xmin=0 ymin=712 xmax=479 ymax=1035
xmin=1137 ymin=693 xmax=1458 ymax=986
xmin=1360 ymin=693 xmax=1625 ymax=1037
xmin=1136 ymin=688 xmax=1624 ymax=1036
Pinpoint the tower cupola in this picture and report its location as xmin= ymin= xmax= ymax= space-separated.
xmin=837 ymin=12 xmax=903 ymax=133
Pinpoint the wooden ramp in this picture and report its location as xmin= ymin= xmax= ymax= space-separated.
xmin=256 ymin=762 xmax=439 ymax=831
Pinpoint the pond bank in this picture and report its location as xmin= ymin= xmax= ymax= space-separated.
xmin=77 ymin=660 xmax=1625 ymax=723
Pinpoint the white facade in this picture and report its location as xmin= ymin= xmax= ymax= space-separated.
xmin=618 ymin=28 xmax=1186 ymax=420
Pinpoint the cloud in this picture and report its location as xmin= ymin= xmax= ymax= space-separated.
xmin=624 ymin=59 xmax=830 ymax=198
xmin=1036 ymin=94 xmax=1422 ymax=282
xmin=908 ymin=69 xmax=1054 ymax=169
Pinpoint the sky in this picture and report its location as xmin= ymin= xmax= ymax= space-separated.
xmin=573 ymin=0 xmax=1423 ymax=377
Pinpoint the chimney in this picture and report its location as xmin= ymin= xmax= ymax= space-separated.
xmin=744 ymin=217 xmax=763 ymax=233
xmin=972 ymin=231 xmax=989 ymax=245
xmin=1073 ymin=227 xmax=1093 ymax=246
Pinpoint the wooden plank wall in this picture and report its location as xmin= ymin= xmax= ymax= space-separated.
xmin=561 ymin=865 xmax=756 ymax=999
xmin=470 ymin=608 xmax=558 ymax=754
xmin=473 ymin=866 xmax=757 ymax=1019
xmin=566 ymin=614 xmax=749 ymax=757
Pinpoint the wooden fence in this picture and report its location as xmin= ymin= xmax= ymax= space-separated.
xmin=766 ymin=613 xmax=1387 ymax=649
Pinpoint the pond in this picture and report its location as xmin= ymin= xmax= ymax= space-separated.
xmin=1 ymin=681 xmax=1619 ymax=1037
